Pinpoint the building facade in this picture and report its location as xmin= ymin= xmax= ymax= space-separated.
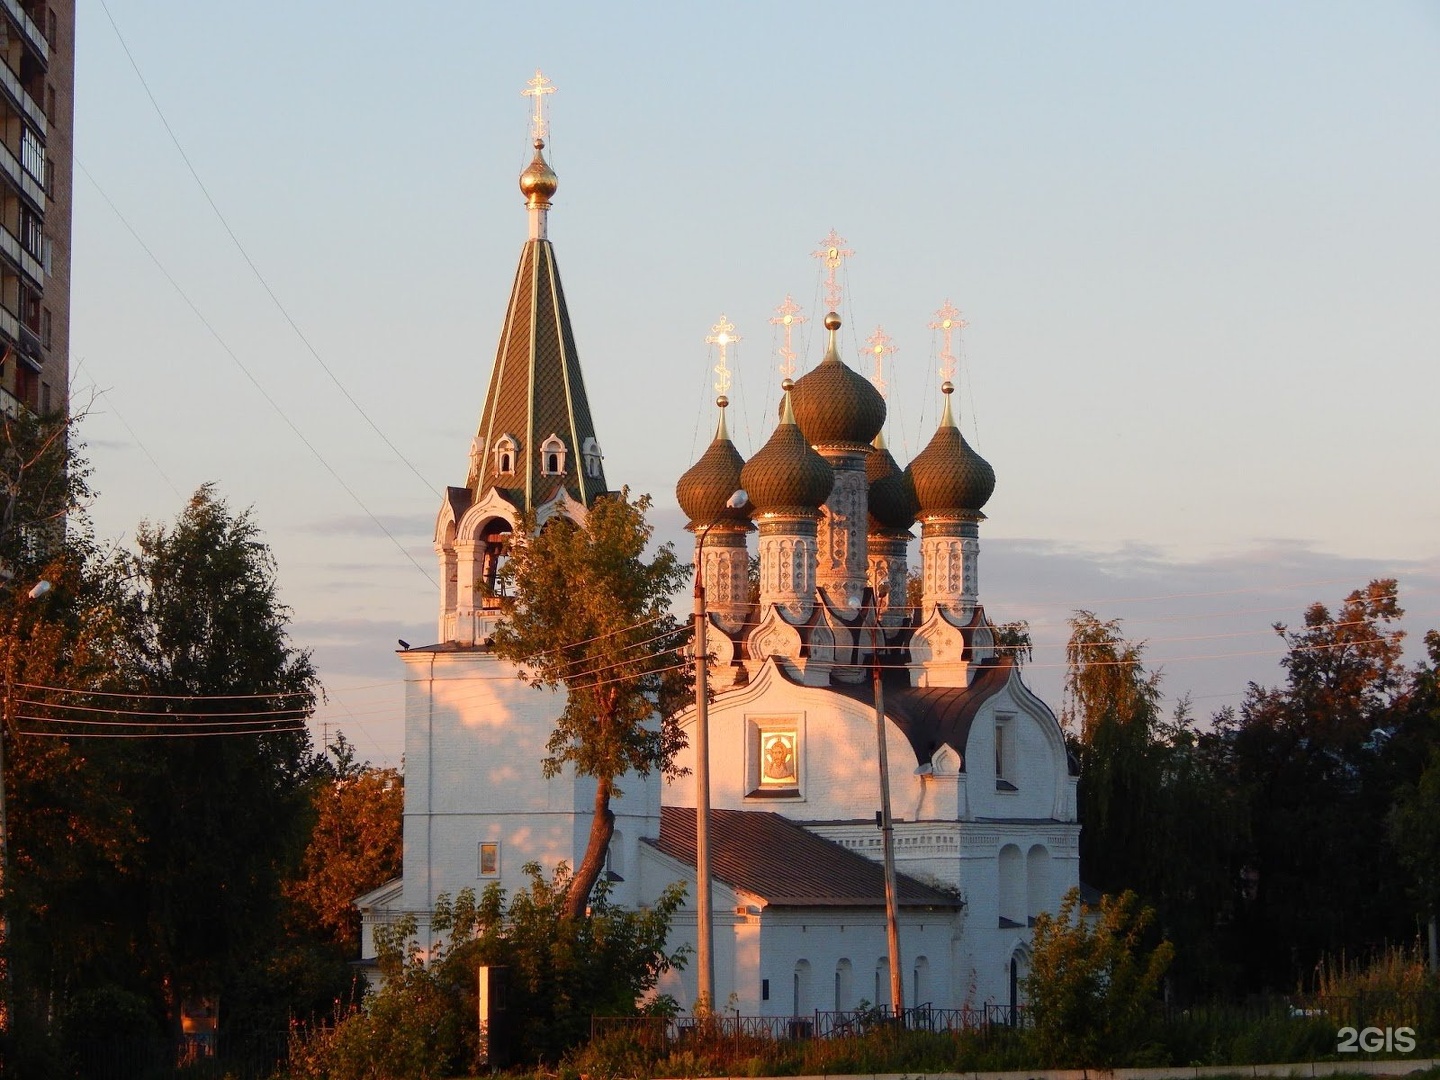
xmin=0 ymin=0 xmax=72 ymax=419
xmin=360 ymin=91 xmax=1080 ymax=1019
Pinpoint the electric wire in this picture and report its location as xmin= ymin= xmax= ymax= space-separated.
xmin=76 ymin=159 xmax=437 ymax=587
xmin=15 ymin=720 xmax=309 ymax=739
xmin=95 ymin=0 xmax=439 ymax=501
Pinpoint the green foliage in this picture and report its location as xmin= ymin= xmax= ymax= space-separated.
xmin=491 ymin=489 xmax=690 ymax=917
xmin=103 ymin=486 xmax=322 ymax=1026
xmin=1024 ymin=886 xmax=1175 ymax=1067
xmin=1215 ymin=580 xmax=1425 ymax=988
xmin=4 ymin=482 xmax=338 ymax=1062
xmin=1065 ymin=611 xmax=1245 ymax=997
xmin=992 ymin=619 xmax=1033 ymax=666
xmin=293 ymin=863 xmax=687 ymax=1076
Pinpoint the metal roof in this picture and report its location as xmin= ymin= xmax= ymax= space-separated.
xmin=653 ymin=807 xmax=962 ymax=909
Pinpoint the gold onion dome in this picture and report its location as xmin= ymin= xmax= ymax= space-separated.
xmin=867 ymin=432 xmax=918 ymax=531
xmin=676 ymin=399 xmax=753 ymax=526
xmin=906 ymin=382 xmax=995 ymax=516
xmin=519 ymin=138 xmax=558 ymax=205
xmin=789 ymin=312 xmax=886 ymax=448
xmin=741 ymin=392 xmax=834 ymax=516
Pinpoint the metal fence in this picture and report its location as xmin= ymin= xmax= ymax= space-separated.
xmin=592 ymin=1001 xmax=1030 ymax=1047
xmin=65 ymin=1031 xmax=288 ymax=1080
xmin=594 ymin=992 xmax=1440 ymax=1051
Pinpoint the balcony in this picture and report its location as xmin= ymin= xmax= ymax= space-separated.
xmin=0 ymin=384 xmax=22 ymax=419
xmin=0 ymin=0 xmax=48 ymax=67
xmin=0 ymin=221 xmax=42 ymax=285
xmin=0 ymin=135 xmax=44 ymax=209
xmin=0 ymin=58 xmax=45 ymax=137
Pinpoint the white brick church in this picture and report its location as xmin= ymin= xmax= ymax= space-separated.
xmin=357 ymin=90 xmax=1080 ymax=1019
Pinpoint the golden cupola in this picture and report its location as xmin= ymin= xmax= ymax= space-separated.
xmin=519 ymin=138 xmax=558 ymax=206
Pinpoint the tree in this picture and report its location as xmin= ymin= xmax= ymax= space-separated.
xmin=294 ymin=867 xmax=687 ymax=1076
xmin=1025 ymin=886 xmax=1174 ymax=1067
xmin=1064 ymin=612 xmax=1245 ymax=997
xmin=103 ymin=485 xmax=322 ymax=1032
xmin=1214 ymin=580 xmax=1416 ymax=988
xmin=490 ymin=490 xmax=690 ymax=918
xmin=285 ymin=734 xmax=403 ymax=956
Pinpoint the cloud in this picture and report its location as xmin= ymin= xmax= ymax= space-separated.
xmin=301 ymin=512 xmax=434 ymax=539
xmin=982 ymin=537 xmax=1440 ymax=721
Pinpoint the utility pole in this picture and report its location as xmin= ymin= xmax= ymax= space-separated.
xmin=871 ymin=585 xmax=904 ymax=1018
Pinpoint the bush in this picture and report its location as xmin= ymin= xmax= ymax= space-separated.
xmin=1024 ymin=886 xmax=1175 ymax=1066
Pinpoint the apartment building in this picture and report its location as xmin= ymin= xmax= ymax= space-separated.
xmin=0 ymin=0 xmax=71 ymax=419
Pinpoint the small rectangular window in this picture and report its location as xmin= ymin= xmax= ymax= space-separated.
xmin=41 ymin=382 xmax=50 ymax=413
xmin=45 ymin=84 xmax=55 ymax=123
xmin=478 ymin=841 xmax=500 ymax=877
xmin=41 ymin=307 xmax=50 ymax=349
xmin=48 ymin=10 xmax=58 ymax=47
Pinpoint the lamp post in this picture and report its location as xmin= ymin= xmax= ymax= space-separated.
xmin=0 ymin=578 xmax=50 ymax=1039
xmin=871 ymin=583 xmax=904 ymax=1019
xmin=693 ymin=490 xmax=745 ymax=1015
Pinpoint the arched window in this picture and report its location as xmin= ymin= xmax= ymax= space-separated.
xmin=478 ymin=518 xmax=514 ymax=610
xmin=998 ymin=844 xmax=1024 ymax=926
xmin=492 ymin=434 xmax=519 ymax=476
xmin=539 ymin=434 xmax=567 ymax=476
xmin=1026 ymin=844 xmax=1050 ymax=921
xmin=793 ymin=959 xmax=812 ymax=1016
xmin=912 ymin=956 xmax=930 ymax=1008
xmin=874 ymin=956 xmax=891 ymax=1009
xmin=606 ymin=830 xmax=624 ymax=879
xmin=834 ymin=958 xmax=853 ymax=1012
xmin=582 ymin=436 xmax=603 ymax=479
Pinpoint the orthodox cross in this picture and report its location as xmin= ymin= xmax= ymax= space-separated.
xmin=522 ymin=69 xmax=557 ymax=140
xmin=769 ymin=295 xmax=806 ymax=380
xmin=706 ymin=314 xmax=740 ymax=395
xmin=811 ymin=229 xmax=854 ymax=311
xmin=929 ymin=300 xmax=966 ymax=383
xmin=862 ymin=325 xmax=897 ymax=398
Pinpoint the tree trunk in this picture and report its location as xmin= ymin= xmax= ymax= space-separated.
xmin=564 ymin=775 xmax=615 ymax=919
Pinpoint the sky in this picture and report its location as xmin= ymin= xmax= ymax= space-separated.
xmin=69 ymin=1 xmax=1440 ymax=767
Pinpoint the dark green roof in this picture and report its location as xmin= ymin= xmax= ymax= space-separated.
xmin=471 ymin=239 xmax=607 ymax=511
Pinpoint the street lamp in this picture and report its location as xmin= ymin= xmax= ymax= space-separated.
xmin=693 ymin=489 xmax=745 ymax=1015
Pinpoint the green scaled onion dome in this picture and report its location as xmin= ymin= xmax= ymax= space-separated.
xmin=867 ymin=431 xmax=918 ymax=531
xmin=788 ymin=312 xmax=886 ymax=448
xmin=676 ymin=398 xmax=753 ymax=526
xmin=906 ymin=382 xmax=995 ymax=516
xmin=742 ymin=388 xmax=834 ymax=516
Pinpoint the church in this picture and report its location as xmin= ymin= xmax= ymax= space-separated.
xmin=357 ymin=78 xmax=1080 ymax=1020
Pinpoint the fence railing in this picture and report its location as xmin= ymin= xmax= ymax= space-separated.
xmin=593 ymin=1002 xmax=1031 ymax=1046
xmin=594 ymin=992 xmax=1440 ymax=1050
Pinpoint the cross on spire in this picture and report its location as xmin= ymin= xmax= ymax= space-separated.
xmin=769 ymin=295 xmax=806 ymax=380
xmin=862 ymin=325 xmax=897 ymax=398
xmin=522 ymin=69 xmax=557 ymax=140
xmin=706 ymin=314 xmax=740 ymax=395
xmin=929 ymin=299 xmax=967 ymax=383
xmin=811 ymin=229 xmax=854 ymax=311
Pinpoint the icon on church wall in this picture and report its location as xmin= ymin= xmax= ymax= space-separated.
xmin=760 ymin=732 xmax=797 ymax=786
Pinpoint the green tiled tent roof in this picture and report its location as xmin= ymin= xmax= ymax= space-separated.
xmin=471 ymin=239 xmax=606 ymax=511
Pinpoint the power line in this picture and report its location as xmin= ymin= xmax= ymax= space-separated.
xmin=15 ymin=698 xmax=311 ymax=719
xmin=16 ymin=681 xmax=315 ymax=701
xmin=15 ymin=720 xmax=309 ymax=739
xmin=95 ymin=0 xmax=439 ymax=502
xmin=75 ymin=159 xmax=436 ymax=588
